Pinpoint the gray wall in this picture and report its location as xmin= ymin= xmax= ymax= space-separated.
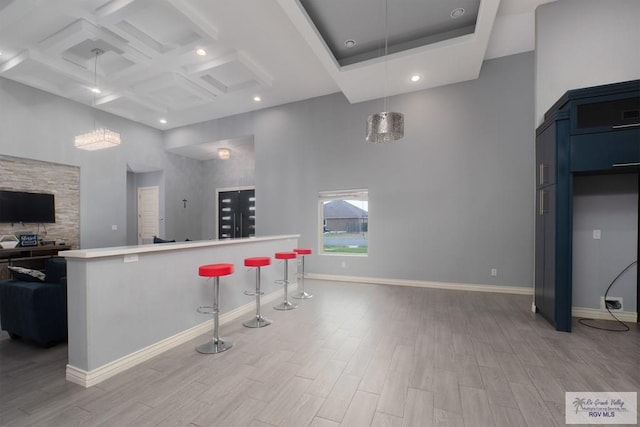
xmin=201 ymin=147 xmax=256 ymax=239
xmin=166 ymin=52 xmax=536 ymax=288
xmin=573 ymin=175 xmax=638 ymax=311
xmin=535 ymin=0 xmax=640 ymax=125
xmin=0 ymin=76 xmax=203 ymax=248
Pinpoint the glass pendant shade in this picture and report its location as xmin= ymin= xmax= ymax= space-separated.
xmin=74 ymin=128 xmax=121 ymax=151
xmin=366 ymin=112 xmax=404 ymax=143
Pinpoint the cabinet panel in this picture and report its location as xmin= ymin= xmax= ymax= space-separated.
xmin=536 ymin=122 xmax=557 ymax=187
xmin=573 ymin=94 xmax=640 ymax=134
xmin=535 ymin=186 xmax=556 ymax=324
xmin=570 ymin=129 xmax=640 ymax=173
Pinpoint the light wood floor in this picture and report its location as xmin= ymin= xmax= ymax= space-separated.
xmin=0 ymin=280 xmax=638 ymax=427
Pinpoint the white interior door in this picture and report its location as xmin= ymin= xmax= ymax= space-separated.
xmin=138 ymin=186 xmax=159 ymax=244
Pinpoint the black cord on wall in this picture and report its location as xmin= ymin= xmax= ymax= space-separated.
xmin=578 ymin=260 xmax=637 ymax=332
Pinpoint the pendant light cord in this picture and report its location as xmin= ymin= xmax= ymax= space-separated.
xmin=383 ymin=0 xmax=389 ymax=113
xmin=91 ymin=48 xmax=104 ymax=131
xmin=93 ymin=50 xmax=98 ymax=130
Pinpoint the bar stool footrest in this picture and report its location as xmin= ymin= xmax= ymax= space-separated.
xmin=197 ymin=306 xmax=217 ymax=315
xmin=244 ymin=290 xmax=264 ymax=296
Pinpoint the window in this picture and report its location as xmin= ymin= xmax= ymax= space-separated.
xmin=318 ymin=189 xmax=368 ymax=255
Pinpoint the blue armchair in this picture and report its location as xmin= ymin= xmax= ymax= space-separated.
xmin=0 ymin=258 xmax=67 ymax=347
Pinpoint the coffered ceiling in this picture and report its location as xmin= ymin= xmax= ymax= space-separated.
xmin=0 ymin=0 xmax=554 ymax=131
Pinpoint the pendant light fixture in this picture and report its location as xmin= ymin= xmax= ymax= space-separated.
xmin=74 ymin=48 xmax=121 ymax=150
xmin=365 ymin=0 xmax=404 ymax=143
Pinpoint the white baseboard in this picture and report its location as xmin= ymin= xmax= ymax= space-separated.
xmin=306 ymin=273 xmax=533 ymax=295
xmin=572 ymin=306 xmax=637 ymax=323
xmin=65 ymin=285 xmax=293 ymax=388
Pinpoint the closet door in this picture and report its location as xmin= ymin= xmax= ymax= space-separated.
xmin=218 ymin=189 xmax=255 ymax=239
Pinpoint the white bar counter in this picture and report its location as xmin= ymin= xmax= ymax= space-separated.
xmin=62 ymin=235 xmax=299 ymax=387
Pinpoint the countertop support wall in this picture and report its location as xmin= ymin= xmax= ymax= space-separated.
xmin=63 ymin=235 xmax=298 ymax=386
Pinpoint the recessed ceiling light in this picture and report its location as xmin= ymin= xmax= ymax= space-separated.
xmin=159 ymin=118 xmax=167 ymax=124
xmin=253 ymin=96 xmax=262 ymax=102
xmin=90 ymin=87 xmax=101 ymax=94
xmin=410 ymin=75 xmax=421 ymax=82
xmin=195 ymin=48 xmax=207 ymax=56
xmin=450 ymin=8 xmax=465 ymax=18
xmin=344 ymin=39 xmax=356 ymax=48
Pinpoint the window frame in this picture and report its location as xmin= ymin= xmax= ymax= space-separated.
xmin=318 ymin=189 xmax=369 ymax=257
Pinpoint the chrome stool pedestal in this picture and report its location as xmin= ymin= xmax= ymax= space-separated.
xmin=243 ymin=257 xmax=272 ymax=328
xmin=197 ymin=263 xmax=234 ymax=354
xmin=292 ymin=248 xmax=313 ymax=299
xmin=273 ymin=252 xmax=298 ymax=311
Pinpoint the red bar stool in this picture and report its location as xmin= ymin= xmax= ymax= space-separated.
xmin=292 ymin=248 xmax=313 ymax=299
xmin=273 ymin=251 xmax=298 ymax=311
xmin=197 ymin=263 xmax=234 ymax=354
xmin=243 ymin=257 xmax=272 ymax=328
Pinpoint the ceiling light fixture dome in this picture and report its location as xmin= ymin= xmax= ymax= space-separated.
xmin=217 ymin=148 xmax=231 ymax=160
xmin=410 ymin=75 xmax=421 ymax=82
xmin=450 ymin=8 xmax=465 ymax=18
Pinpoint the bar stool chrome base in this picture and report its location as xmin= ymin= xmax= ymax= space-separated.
xmin=292 ymin=248 xmax=313 ymax=299
xmin=292 ymin=291 xmax=313 ymax=299
xmin=196 ymin=338 xmax=233 ymax=354
xmin=274 ymin=300 xmax=298 ymax=310
xmin=243 ymin=316 xmax=272 ymax=328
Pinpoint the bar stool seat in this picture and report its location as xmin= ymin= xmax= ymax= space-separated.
xmin=274 ymin=252 xmax=297 ymax=310
xmin=243 ymin=257 xmax=272 ymax=328
xmin=245 ymin=257 xmax=271 ymax=268
xmin=199 ymin=263 xmax=234 ymax=277
xmin=197 ymin=263 xmax=234 ymax=354
xmin=292 ymin=248 xmax=313 ymax=299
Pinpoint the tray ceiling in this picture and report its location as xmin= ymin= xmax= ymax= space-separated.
xmin=0 ymin=0 xmax=554 ymax=130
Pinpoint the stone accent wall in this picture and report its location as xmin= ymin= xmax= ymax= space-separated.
xmin=0 ymin=155 xmax=80 ymax=249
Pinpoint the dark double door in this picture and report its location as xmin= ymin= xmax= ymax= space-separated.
xmin=218 ymin=189 xmax=255 ymax=239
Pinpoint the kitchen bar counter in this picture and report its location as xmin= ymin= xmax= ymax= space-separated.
xmin=62 ymin=235 xmax=299 ymax=386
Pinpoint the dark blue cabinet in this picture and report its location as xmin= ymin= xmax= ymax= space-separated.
xmin=535 ymin=80 xmax=639 ymax=332
xmin=571 ymin=129 xmax=640 ymax=173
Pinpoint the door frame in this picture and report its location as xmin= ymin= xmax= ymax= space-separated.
xmin=137 ymin=185 xmax=160 ymax=245
xmin=215 ymin=186 xmax=255 ymax=240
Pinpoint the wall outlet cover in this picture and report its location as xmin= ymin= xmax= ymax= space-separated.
xmin=600 ymin=296 xmax=623 ymax=311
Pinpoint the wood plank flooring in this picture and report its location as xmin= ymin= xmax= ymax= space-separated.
xmin=0 ymin=280 xmax=638 ymax=426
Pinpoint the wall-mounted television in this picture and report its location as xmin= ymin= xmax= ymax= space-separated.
xmin=0 ymin=190 xmax=56 ymax=223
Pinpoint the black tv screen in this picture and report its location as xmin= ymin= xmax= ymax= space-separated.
xmin=0 ymin=190 xmax=55 ymax=223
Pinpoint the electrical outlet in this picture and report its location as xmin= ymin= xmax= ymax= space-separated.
xmin=592 ymin=229 xmax=601 ymax=240
xmin=600 ymin=296 xmax=623 ymax=311
xmin=491 ymin=268 xmax=497 ymax=277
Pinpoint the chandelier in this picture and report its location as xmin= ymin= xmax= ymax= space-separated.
xmin=74 ymin=48 xmax=121 ymax=150
xmin=365 ymin=0 xmax=404 ymax=143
